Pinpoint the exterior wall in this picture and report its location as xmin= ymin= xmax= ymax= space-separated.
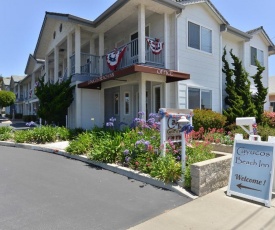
xmin=176 ymin=4 xmax=222 ymax=112
xmin=45 ymin=21 xmax=74 ymax=55
xmin=81 ymin=89 xmax=104 ymax=129
xmin=244 ymin=33 xmax=270 ymax=110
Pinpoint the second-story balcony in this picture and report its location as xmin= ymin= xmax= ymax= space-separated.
xmin=70 ymin=37 xmax=164 ymax=79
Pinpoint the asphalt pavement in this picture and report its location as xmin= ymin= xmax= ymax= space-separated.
xmin=0 ymin=146 xmax=191 ymax=230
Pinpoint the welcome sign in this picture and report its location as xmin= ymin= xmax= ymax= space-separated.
xmin=227 ymin=139 xmax=275 ymax=207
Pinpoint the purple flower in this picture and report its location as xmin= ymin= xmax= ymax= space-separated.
xmin=177 ymin=156 xmax=181 ymax=161
xmin=125 ymin=156 xmax=131 ymax=162
xmin=138 ymin=111 xmax=145 ymax=116
xmin=138 ymin=131 xmax=144 ymax=136
xmin=106 ymin=122 xmax=114 ymax=127
xmin=123 ymin=149 xmax=130 ymax=155
xmin=109 ymin=117 xmax=116 ymax=122
xmin=26 ymin=121 xmax=35 ymax=127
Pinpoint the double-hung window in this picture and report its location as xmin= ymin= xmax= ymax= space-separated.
xmin=188 ymin=21 xmax=212 ymax=53
xmin=251 ymin=46 xmax=264 ymax=66
xmin=188 ymin=87 xmax=212 ymax=110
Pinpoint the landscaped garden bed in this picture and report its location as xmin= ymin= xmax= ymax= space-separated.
xmin=1 ymin=110 xmax=275 ymax=197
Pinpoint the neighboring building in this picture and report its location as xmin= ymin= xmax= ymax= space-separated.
xmin=9 ymin=75 xmax=25 ymax=116
xmin=21 ymin=0 xmax=274 ymax=129
xmin=269 ymin=76 xmax=275 ymax=112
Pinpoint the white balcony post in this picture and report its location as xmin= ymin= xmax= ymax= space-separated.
xmin=164 ymin=13 xmax=170 ymax=69
xmin=67 ymin=32 xmax=72 ymax=76
xmin=75 ymin=26 xmax=81 ymax=74
xmin=138 ymin=4 xmax=145 ymax=64
xmin=99 ymin=33 xmax=104 ymax=75
xmin=54 ymin=46 xmax=59 ymax=83
xmin=139 ymin=75 xmax=146 ymax=120
xmin=45 ymin=56 xmax=49 ymax=83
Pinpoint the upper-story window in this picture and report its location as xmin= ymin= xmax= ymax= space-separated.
xmin=188 ymin=21 xmax=212 ymax=53
xmin=251 ymin=46 xmax=264 ymax=66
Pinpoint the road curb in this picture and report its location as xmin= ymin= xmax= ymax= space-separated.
xmin=0 ymin=141 xmax=198 ymax=200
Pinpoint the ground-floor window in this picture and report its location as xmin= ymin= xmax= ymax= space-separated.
xmin=188 ymin=87 xmax=212 ymax=110
xmin=270 ymin=102 xmax=275 ymax=112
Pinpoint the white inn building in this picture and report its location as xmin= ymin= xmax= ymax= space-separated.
xmin=12 ymin=0 xmax=275 ymax=128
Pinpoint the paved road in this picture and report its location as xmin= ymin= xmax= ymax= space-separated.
xmin=0 ymin=146 xmax=191 ymax=230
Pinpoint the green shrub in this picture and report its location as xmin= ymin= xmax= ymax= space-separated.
xmin=193 ymin=109 xmax=227 ymax=131
xmin=66 ymin=132 xmax=93 ymax=155
xmin=13 ymin=126 xmax=67 ymax=144
xmin=0 ymin=126 xmax=12 ymax=141
xmin=88 ymin=130 xmax=123 ymax=163
xmin=150 ymin=153 xmax=182 ymax=183
xmin=56 ymin=126 xmax=70 ymax=140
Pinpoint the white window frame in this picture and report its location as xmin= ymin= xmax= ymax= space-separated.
xmin=188 ymin=87 xmax=212 ymax=110
xmin=250 ymin=46 xmax=264 ymax=66
xmin=188 ymin=21 xmax=212 ymax=54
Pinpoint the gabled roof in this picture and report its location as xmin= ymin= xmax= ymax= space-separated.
xmin=10 ymin=75 xmax=25 ymax=83
xmin=247 ymin=26 xmax=275 ymax=46
xmin=247 ymin=26 xmax=275 ymax=55
xmin=3 ymin=77 xmax=11 ymax=86
xmin=174 ymin=0 xmax=229 ymax=24
xmin=25 ymin=54 xmax=45 ymax=75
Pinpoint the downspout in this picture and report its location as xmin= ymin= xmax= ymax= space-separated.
xmin=220 ymin=24 xmax=227 ymax=113
xmin=175 ymin=10 xmax=182 ymax=109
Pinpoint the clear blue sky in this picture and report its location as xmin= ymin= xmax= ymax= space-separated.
xmin=0 ymin=0 xmax=274 ymax=77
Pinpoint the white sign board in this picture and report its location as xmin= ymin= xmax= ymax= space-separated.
xmin=159 ymin=108 xmax=193 ymax=156
xmin=227 ymin=138 xmax=275 ymax=207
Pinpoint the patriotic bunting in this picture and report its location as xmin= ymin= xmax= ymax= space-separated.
xmin=106 ymin=46 xmax=126 ymax=71
xmin=146 ymin=38 xmax=164 ymax=55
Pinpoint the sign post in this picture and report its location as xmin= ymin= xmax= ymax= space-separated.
xmin=227 ymin=136 xmax=275 ymax=207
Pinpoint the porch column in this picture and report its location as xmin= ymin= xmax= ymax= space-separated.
xmin=90 ymin=38 xmax=95 ymax=55
xmin=99 ymin=33 xmax=104 ymax=75
xmin=31 ymin=73 xmax=35 ymax=95
xmin=164 ymin=13 xmax=170 ymax=69
xmin=45 ymin=56 xmax=49 ymax=83
xmin=75 ymin=87 xmax=82 ymax=128
xmin=67 ymin=32 xmax=73 ymax=76
xmin=138 ymin=4 xmax=145 ymax=64
xmin=139 ymin=74 xmax=146 ymax=120
xmin=75 ymin=26 xmax=81 ymax=74
xmin=54 ymin=46 xmax=59 ymax=83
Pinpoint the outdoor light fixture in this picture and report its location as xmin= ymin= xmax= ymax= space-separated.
xmin=177 ymin=116 xmax=189 ymax=125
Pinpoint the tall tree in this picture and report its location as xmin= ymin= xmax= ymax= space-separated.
xmin=251 ymin=59 xmax=267 ymax=123
xmin=229 ymin=50 xmax=256 ymax=118
xmin=0 ymin=90 xmax=16 ymax=114
xmin=35 ymin=76 xmax=75 ymax=126
xmin=222 ymin=48 xmax=258 ymax=124
xmin=222 ymin=48 xmax=235 ymax=108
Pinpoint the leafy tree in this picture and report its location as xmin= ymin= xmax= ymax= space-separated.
xmin=229 ymin=50 xmax=256 ymax=118
xmin=251 ymin=59 xmax=268 ymax=123
xmin=222 ymin=48 xmax=235 ymax=108
xmin=35 ymin=76 xmax=75 ymax=126
xmin=0 ymin=90 xmax=16 ymax=113
xmin=222 ymin=48 xmax=257 ymax=124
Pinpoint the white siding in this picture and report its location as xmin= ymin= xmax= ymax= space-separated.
xmin=176 ymin=4 xmax=221 ymax=112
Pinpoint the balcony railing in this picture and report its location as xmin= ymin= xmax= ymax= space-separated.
xmin=70 ymin=36 xmax=165 ymax=77
xmin=70 ymin=53 xmax=100 ymax=76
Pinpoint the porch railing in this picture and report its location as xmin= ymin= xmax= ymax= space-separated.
xmin=102 ymin=37 xmax=164 ymax=75
xmin=70 ymin=53 xmax=100 ymax=76
xmin=70 ymin=36 xmax=164 ymax=76
xmin=80 ymin=53 xmax=100 ymax=76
